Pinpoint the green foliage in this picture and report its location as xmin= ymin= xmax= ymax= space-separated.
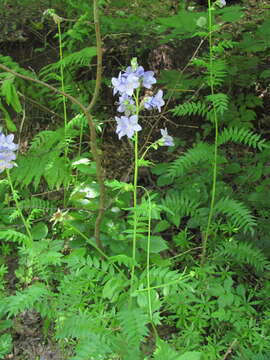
xmin=167 ymin=143 xmax=214 ymax=179
xmin=218 ymin=127 xmax=267 ymax=150
xmin=215 ymin=239 xmax=270 ymax=273
xmin=11 ymin=128 xmax=78 ymax=189
xmin=162 ymin=191 xmax=200 ymax=227
xmin=214 ymin=197 xmax=257 ymax=235
xmin=5 ymin=283 xmax=51 ymax=316
xmin=0 ymin=0 xmax=270 ymax=359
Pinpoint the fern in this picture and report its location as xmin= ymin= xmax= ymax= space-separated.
xmin=56 ymin=313 xmax=102 ymax=339
xmin=167 ymin=143 xmax=214 ymax=178
xmin=70 ymin=335 xmax=111 ymax=360
xmin=0 ymin=230 xmax=30 ymax=245
xmin=12 ymin=128 xmax=76 ymax=189
xmin=206 ymin=93 xmax=229 ymax=115
xmin=19 ymin=197 xmax=55 ymax=212
xmin=40 ymin=46 xmax=97 ymax=79
xmin=153 ymin=339 xmax=180 ymax=360
xmin=154 ymin=340 xmax=202 ymax=360
xmin=218 ymin=127 xmax=267 ymax=150
xmin=162 ymin=191 xmax=200 ymax=227
xmin=214 ymin=197 xmax=257 ymax=235
xmin=172 ymin=101 xmax=209 ymax=119
xmin=206 ymin=59 xmax=227 ymax=86
xmin=6 ymin=283 xmax=51 ymax=316
xmin=67 ymin=113 xmax=88 ymax=129
xmin=215 ymin=239 xmax=270 ymax=273
xmin=192 ymin=58 xmax=227 ymax=86
xmin=116 ymin=308 xmax=148 ymax=359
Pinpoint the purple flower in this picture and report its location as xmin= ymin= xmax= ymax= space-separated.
xmin=115 ymin=115 xmax=142 ymax=139
xmin=0 ymin=133 xmax=18 ymax=152
xmin=117 ymin=93 xmax=136 ymax=116
xmin=125 ymin=66 xmax=145 ymax=78
xmin=112 ymin=72 xmax=140 ymax=96
xmin=0 ymin=133 xmax=18 ymax=173
xmin=142 ymin=71 xmax=156 ymax=89
xmin=144 ymin=90 xmax=165 ymax=112
xmin=160 ymin=128 xmax=174 ymax=147
xmin=219 ymin=0 xmax=226 ymax=6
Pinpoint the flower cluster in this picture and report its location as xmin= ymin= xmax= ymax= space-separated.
xmin=0 ymin=133 xmax=18 ymax=173
xmin=111 ymin=59 xmax=173 ymax=146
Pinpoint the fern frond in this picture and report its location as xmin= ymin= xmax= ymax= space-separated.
xmin=19 ymin=197 xmax=55 ymax=212
xmin=167 ymin=143 xmax=214 ymax=178
xmin=206 ymin=93 xmax=229 ymax=115
xmin=172 ymin=101 xmax=209 ymax=118
xmin=12 ymin=128 xmax=76 ymax=189
xmin=117 ymin=308 xmax=148 ymax=349
xmin=162 ymin=191 xmax=200 ymax=227
xmin=67 ymin=114 xmax=88 ymax=129
xmin=56 ymin=313 xmax=98 ymax=339
xmin=0 ymin=230 xmax=30 ymax=245
xmin=153 ymin=339 xmax=180 ymax=360
xmin=215 ymin=239 xmax=270 ymax=272
xmin=7 ymin=283 xmax=50 ymax=316
xmin=71 ymin=335 xmax=111 ymax=360
xmin=215 ymin=197 xmax=256 ymax=235
xmin=207 ymin=59 xmax=227 ymax=86
xmin=40 ymin=47 xmax=97 ymax=78
xmin=218 ymin=127 xmax=267 ymax=150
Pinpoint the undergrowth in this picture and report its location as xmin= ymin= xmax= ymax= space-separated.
xmin=0 ymin=0 xmax=270 ymax=359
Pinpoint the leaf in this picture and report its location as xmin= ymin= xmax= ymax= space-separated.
xmin=177 ymin=351 xmax=202 ymax=360
xmin=219 ymin=5 xmax=244 ymax=23
xmin=154 ymin=220 xmax=171 ymax=233
xmin=139 ymin=236 xmax=168 ymax=253
xmin=31 ymin=222 xmax=48 ymax=240
xmin=1 ymin=77 xmax=22 ymax=113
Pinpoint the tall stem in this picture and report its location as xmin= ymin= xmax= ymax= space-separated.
xmin=130 ymin=90 xmax=140 ymax=295
xmin=201 ymin=0 xmax=219 ymax=264
xmin=57 ymin=20 xmax=69 ymax=206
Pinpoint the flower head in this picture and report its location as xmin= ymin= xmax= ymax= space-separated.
xmin=160 ymin=128 xmax=174 ymax=147
xmin=117 ymin=93 xmax=136 ymax=116
xmin=218 ymin=0 xmax=226 ymax=7
xmin=115 ymin=115 xmax=142 ymax=139
xmin=0 ymin=133 xmax=18 ymax=173
xmin=112 ymin=72 xmax=140 ymax=96
xmin=142 ymin=71 xmax=156 ymax=89
xmin=144 ymin=90 xmax=165 ymax=112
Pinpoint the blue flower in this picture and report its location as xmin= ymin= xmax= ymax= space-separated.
xmin=144 ymin=90 xmax=165 ymax=112
xmin=142 ymin=71 xmax=156 ymax=89
xmin=219 ymin=0 xmax=226 ymax=6
xmin=117 ymin=93 xmax=136 ymax=116
xmin=125 ymin=65 xmax=145 ymax=78
xmin=115 ymin=115 xmax=142 ymax=139
xmin=160 ymin=128 xmax=174 ymax=147
xmin=112 ymin=72 xmax=140 ymax=96
xmin=0 ymin=133 xmax=18 ymax=173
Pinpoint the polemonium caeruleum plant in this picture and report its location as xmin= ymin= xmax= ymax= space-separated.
xmin=111 ymin=58 xmax=174 ymax=295
xmin=0 ymin=132 xmax=33 ymax=247
xmin=0 ymin=133 xmax=18 ymax=173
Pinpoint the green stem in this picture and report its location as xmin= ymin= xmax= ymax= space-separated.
xmin=146 ymin=189 xmax=152 ymax=321
xmin=6 ymin=170 xmax=33 ymax=247
xmin=201 ymin=0 xmax=219 ymax=264
xmin=130 ymin=89 xmax=140 ymax=297
xmin=57 ymin=20 xmax=69 ymax=206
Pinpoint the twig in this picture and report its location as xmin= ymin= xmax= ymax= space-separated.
xmin=221 ymin=339 xmax=238 ymax=360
